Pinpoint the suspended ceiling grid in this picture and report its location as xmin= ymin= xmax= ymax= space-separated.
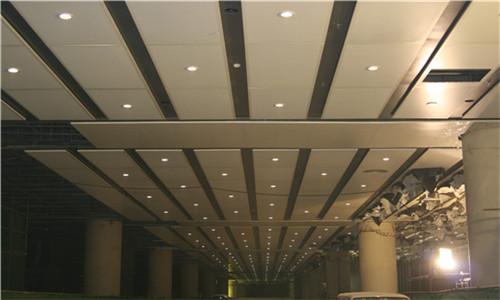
xmin=1 ymin=0 xmax=499 ymax=281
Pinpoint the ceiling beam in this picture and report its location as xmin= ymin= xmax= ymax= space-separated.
xmin=307 ymin=1 xmax=357 ymax=119
xmin=1 ymin=90 xmax=36 ymax=121
xmin=1 ymin=1 xmax=106 ymax=120
xmin=104 ymin=1 xmax=177 ymax=119
xmin=378 ymin=1 xmax=471 ymax=118
xmin=219 ymin=0 xmax=249 ymax=118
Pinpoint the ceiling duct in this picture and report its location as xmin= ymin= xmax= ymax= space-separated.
xmin=423 ymin=69 xmax=490 ymax=82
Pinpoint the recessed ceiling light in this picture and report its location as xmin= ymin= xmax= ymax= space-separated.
xmin=233 ymin=63 xmax=242 ymax=68
xmin=361 ymin=184 xmax=367 ymax=188
xmin=270 ymin=185 xmax=277 ymax=188
xmin=186 ymin=66 xmax=198 ymax=72
xmin=211 ymin=228 xmax=216 ymax=231
xmin=203 ymin=216 xmax=207 ymax=220
xmin=348 ymin=232 xmax=352 ymax=235
xmin=274 ymin=103 xmax=284 ymax=108
xmin=272 ymin=157 xmax=279 ymax=162
xmin=58 ymin=13 xmax=73 ymax=20
xmin=321 ymin=172 xmax=327 ymax=176
xmin=383 ymin=157 xmax=390 ymax=161
xmin=7 ymin=67 xmax=19 ymax=73
xmin=241 ymin=232 xmax=245 ymax=235
xmin=366 ymin=65 xmax=379 ymax=71
xmin=195 ymin=240 xmax=199 ymax=243
xmin=269 ymin=203 xmax=275 ymax=207
xmin=304 ymin=210 xmax=309 ymax=214
xmin=245 ymin=245 xmax=249 ymax=248
xmin=193 ymin=203 xmax=199 ymax=207
xmin=217 ymin=236 xmax=221 ymax=239
xmin=121 ymin=104 xmax=132 ymax=109
xmin=318 ymin=236 xmax=322 ymax=239
xmin=345 ymin=203 xmax=351 ymax=206
xmin=426 ymin=101 xmax=438 ymax=106
xmin=163 ymin=210 xmax=168 ymax=214
xmin=279 ymin=10 xmax=295 ymax=18
xmin=234 ymin=210 xmax=239 ymax=214
xmin=294 ymin=232 xmax=298 ymax=235
xmin=268 ymin=228 xmax=272 ymax=231
xmin=221 ymin=172 xmax=228 ymax=176
xmin=146 ymin=195 xmax=152 ymax=199
xmin=122 ymin=173 xmax=129 ymax=177
xmin=334 ymin=216 xmax=339 ymax=219
xmin=188 ymin=232 xmax=192 ymax=236
xmin=180 ymin=185 xmax=186 ymax=189
xmin=291 ymin=239 xmax=295 ymax=242
xmin=269 ymin=217 xmax=273 ymax=220
xmin=324 ymin=228 xmax=329 ymax=231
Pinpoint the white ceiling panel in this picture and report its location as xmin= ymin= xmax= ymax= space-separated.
xmin=347 ymin=1 xmax=448 ymax=44
xmin=128 ymin=1 xmax=222 ymax=45
xmin=6 ymin=89 xmax=92 ymax=120
xmin=231 ymin=226 xmax=256 ymax=250
xmin=1 ymin=101 xmax=25 ymax=121
xmin=247 ymin=44 xmax=323 ymax=88
xmin=168 ymin=88 xmax=234 ymax=120
xmin=324 ymin=193 xmax=368 ymax=222
xmin=26 ymin=150 xmax=155 ymax=221
xmin=332 ymin=43 xmax=420 ymax=88
xmin=12 ymin=1 xmax=122 ymax=46
xmin=291 ymin=196 xmax=325 ymax=220
xmin=249 ymin=87 xmax=311 ymax=119
xmin=149 ymin=45 xmax=229 ymax=89
xmin=464 ymin=84 xmax=500 ymax=119
xmin=135 ymin=149 xmax=219 ymax=221
xmin=429 ymin=44 xmax=499 ymax=69
xmin=87 ymin=89 xmax=163 ymax=120
xmin=51 ymin=46 xmax=144 ymax=89
xmin=242 ymin=1 xmax=332 ymax=44
xmin=1 ymin=20 xmax=23 ymax=46
xmin=394 ymin=83 xmax=478 ymax=119
xmin=323 ymin=87 xmax=393 ymax=119
xmin=409 ymin=148 xmax=462 ymax=171
xmin=195 ymin=149 xmax=251 ymax=220
xmin=1 ymin=46 xmax=63 ymax=89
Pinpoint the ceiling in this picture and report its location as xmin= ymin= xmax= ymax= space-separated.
xmin=1 ymin=0 xmax=499 ymax=281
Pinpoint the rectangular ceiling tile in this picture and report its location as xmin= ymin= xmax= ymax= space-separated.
xmin=168 ymin=88 xmax=234 ymax=120
xmin=249 ymin=87 xmax=311 ymax=119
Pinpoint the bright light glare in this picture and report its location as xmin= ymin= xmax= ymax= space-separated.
xmin=437 ymin=248 xmax=455 ymax=270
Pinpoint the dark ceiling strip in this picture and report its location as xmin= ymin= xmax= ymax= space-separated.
xmin=253 ymin=227 xmax=260 ymax=250
xmin=1 ymin=2 xmax=106 ymax=120
xmin=350 ymin=148 xmax=428 ymax=219
xmin=316 ymin=149 xmax=370 ymax=219
xmin=298 ymin=226 xmax=316 ymax=249
xmin=379 ymin=1 xmax=471 ymax=118
xmin=241 ymin=149 xmax=258 ymax=219
xmin=124 ymin=149 xmax=193 ymax=220
xmin=462 ymin=68 xmax=500 ymax=117
xmin=438 ymin=160 xmax=463 ymax=185
xmin=319 ymin=226 xmax=345 ymax=249
xmin=183 ymin=149 xmax=226 ymax=220
xmin=277 ymin=227 xmax=287 ymax=250
xmin=67 ymin=149 xmax=159 ymax=221
xmin=225 ymin=226 xmax=239 ymax=250
xmin=284 ymin=149 xmax=311 ymax=219
xmin=104 ymin=1 xmax=177 ymax=120
xmin=1 ymin=90 xmax=37 ymax=121
xmin=307 ymin=1 xmax=357 ymax=119
xmin=197 ymin=227 xmax=218 ymax=250
xmin=218 ymin=1 xmax=249 ymax=118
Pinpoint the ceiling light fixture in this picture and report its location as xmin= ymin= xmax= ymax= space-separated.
xmin=163 ymin=210 xmax=169 ymax=214
xmin=334 ymin=216 xmax=339 ymax=219
xmin=234 ymin=210 xmax=239 ymax=214
xmin=304 ymin=210 xmax=309 ymax=214
xmin=269 ymin=217 xmax=273 ymax=220
xmin=361 ymin=184 xmax=367 ymax=188
xmin=161 ymin=158 xmax=168 ymax=162
xmin=58 ymin=13 xmax=73 ymax=20
xmin=321 ymin=172 xmax=327 ymax=176
xmin=272 ymin=158 xmax=279 ymax=162
xmin=366 ymin=65 xmax=379 ymax=71
xmin=269 ymin=203 xmax=275 ymax=207
xmin=383 ymin=157 xmax=390 ymax=161
xmin=279 ymin=10 xmax=295 ymax=18
xmin=121 ymin=104 xmax=132 ymax=109
xmin=203 ymin=217 xmax=208 ymax=220
xmin=274 ymin=103 xmax=284 ymax=108
xmin=346 ymin=203 xmax=351 ymax=206
xmin=270 ymin=185 xmax=277 ymax=188
xmin=146 ymin=195 xmax=152 ymax=199
xmin=122 ymin=173 xmax=129 ymax=177
xmin=221 ymin=172 xmax=228 ymax=176
xmin=7 ymin=67 xmax=19 ymax=74
xmin=186 ymin=66 xmax=198 ymax=72
xmin=426 ymin=101 xmax=438 ymax=106
xmin=193 ymin=203 xmax=199 ymax=207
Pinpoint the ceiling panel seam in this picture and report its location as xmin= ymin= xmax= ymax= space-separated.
xmin=66 ymin=148 xmax=160 ymax=221
xmin=1 ymin=90 xmax=37 ymax=121
xmin=379 ymin=1 xmax=471 ymax=118
xmin=124 ymin=149 xmax=193 ymax=220
xmin=183 ymin=149 xmax=226 ymax=220
xmin=218 ymin=1 xmax=249 ymax=118
xmin=350 ymin=148 xmax=429 ymax=219
xmin=307 ymin=1 xmax=357 ymax=119
xmin=241 ymin=149 xmax=257 ymax=219
xmin=461 ymin=68 xmax=500 ymax=117
xmin=316 ymin=148 xmax=370 ymax=219
xmin=1 ymin=1 xmax=106 ymax=120
xmin=104 ymin=1 xmax=177 ymax=120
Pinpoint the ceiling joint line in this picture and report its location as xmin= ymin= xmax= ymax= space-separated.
xmin=1 ymin=90 xmax=37 ymax=121
xmin=306 ymin=1 xmax=357 ymax=119
xmin=379 ymin=1 xmax=471 ymax=118
xmin=1 ymin=1 xmax=107 ymax=120
xmin=284 ymin=149 xmax=311 ymax=220
xmin=461 ymin=67 xmax=500 ymax=117
xmin=104 ymin=1 xmax=178 ymax=120
xmin=183 ymin=149 xmax=226 ymax=220
xmin=241 ymin=149 xmax=258 ymax=220
xmin=66 ymin=148 xmax=160 ymax=221
xmin=218 ymin=0 xmax=250 ymax=118
xmin=124 ymin=149 xmax=193 ymax=220
xmin=350 ymin=148 xmax=428 ymax=219
xmin=316 ymin=148 xmax=370 ymax=219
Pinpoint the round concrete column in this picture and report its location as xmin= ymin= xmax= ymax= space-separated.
xmin=325 ymin=250 xmax=340 ymax=297
xmin=462 ymin=123 xmax=500 ymax=287
xmin=181 ymin=260 xmax=199 ymax=298
xmin=339 ymin=250 xmax=351 ymax=293
xmin=358 ymin=220 xmax=397 ymax=293
xmin=148 ymin=248 xmax=172 ymax=298
xmin=84 ymin=220 xmax=122 ymax=296
xmin=200 ymin=268 xmax=217 ymax=298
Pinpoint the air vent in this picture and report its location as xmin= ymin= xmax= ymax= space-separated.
xmin=424 ymin=69 xmax=490 ymax=82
